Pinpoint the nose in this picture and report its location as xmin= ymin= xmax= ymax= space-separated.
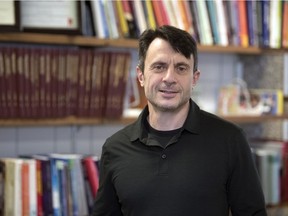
xmin=163 ymin=67 xmax=176 ymax=83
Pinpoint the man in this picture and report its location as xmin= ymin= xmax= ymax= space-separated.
xmin=93 ymin=25 xmax=267 ymax=216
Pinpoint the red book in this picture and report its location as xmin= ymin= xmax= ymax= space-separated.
xmin=16 ymin=47 xmax=26 ymax=118
xmin=89 ymin=51 xmax=104 ymax=118
xmin=44 ymin=48 xmax=52 ymax=118
xmin=77 ymin=49 xmax=88 ymax=117
xmin=105 ymin=52 xmax=131 ymax=119
xmin=100 ymin=52 xmax=111 ymax=118
xmin=83 ymin=49 xmax=93 ymax=117
xmin=82 ymin=156 xmax=99 ymax=198
xmin=3 ymin=47 xmax=17 ymax=118
xmin=65 ymin=49 xmax=79 ymax=117
xmin=0 ymin=47 xmax=7 ymax=118
xmin=38 ymin=48 xmax=47 ymax=118
xmin=50 ymin=48 xmax=59 ymax=118
xmin=22 ymin=162 xmax=30 ymax=216
xmin=23 ymin=48 xmax=32 ymax=118
xmin=152 ymin=0 xmax=169 ymax=26
xmin=56 ymin=48 xmax=67 ymax=118
xmin=237 ymin=0 xmax=249 ymax=47
xmin=282 ymin=0 xmax=288 ymax=48
xmin=29 ymin=48 xmax=41 ymax=118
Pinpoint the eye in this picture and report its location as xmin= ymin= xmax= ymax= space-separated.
xmin=176 ymin=65 xmax=188 ymax=74
xmin=153 ymin=63 xmax=167 ymax=73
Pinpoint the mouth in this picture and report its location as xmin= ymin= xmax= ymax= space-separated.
xmin=159 ymin=89 xmax=178 ymax=94
xmin=159 ymin=89 xmax=178 ymax=98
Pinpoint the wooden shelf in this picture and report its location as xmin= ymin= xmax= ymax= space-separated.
xmin=0 ymin=115 xmax=287 ymax=127
xmin=221 ymin=115 xmax=288 ymax=124
xmin=0 ymin=33 xmax=287 ymax=54
xmin=0 ymin=33 xmax=287 ymax=127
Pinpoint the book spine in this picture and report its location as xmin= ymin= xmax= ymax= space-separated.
xmin=282 ymin=0 xmax=288 ymax=48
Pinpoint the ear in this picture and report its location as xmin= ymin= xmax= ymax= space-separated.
xmin=137 ymin=66 xmax=144 ymax=87
xmin=192 ymin=70 xmax=200 ymax=87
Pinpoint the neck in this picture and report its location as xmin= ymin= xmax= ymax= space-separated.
xmin=147 ymin=102 xmax=189 ymax=131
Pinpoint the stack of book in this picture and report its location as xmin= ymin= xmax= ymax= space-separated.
xmin=251 ymin=139 xmax=288 ymax=205
xmin=87 ymin=0 xmax=288 ymax=48
xmin=0 ymin=154 xmax=100 ymax=216
xmin=0 ymin=45 xmax=131 ymax=119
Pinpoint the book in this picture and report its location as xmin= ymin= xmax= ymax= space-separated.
xmin=102 ymin=0 xmax=119 ymax=39
xmin=246 ymin=0 xmax=258 ymax=46
xmin=38 ymin=48 xmax=47 ymax=118
xmin=132 ymin=0 xmax=147 ymax=35
xmin=206 ymin=0 xmax=220 ymax=45
xmin=50 ymin=157 xmax=61 ymax=216
xmin=77 ymin=49 xmax=88 ymax=117
xmin=226 ymin=0 xmax=240 ymax=46
xmin=35 ymin=158 xmax=43 ymax=216
xmin=195 ymin=1 xmax=213 ymax=45
xmin=165 ymin=0 xmax=181 ymax=29
xmin=4 ymin=159 xmax=23 ymax=216
xmin=105 ymin=52 xmax=131 ymax=119
xmin=16 ymin=47 xmax=26 ymax=118
xmin=121 ymin=0 xmax=139 ymax=38
xmin=151 ymin=0 xmax=169 ymax=27
xmin=261 ymin=0 xmax=270 ymax=47
xmin=57 ymin=48 xmax=67 ymax=118
xmin=21 ymin=161 xmax=30 ymax=216
xmin=251 ymin=140 xmax=284 ymax=205
xmin=0 ymin=160 xmax=5 ymax=216
xmin=33 ymin=155 xmax=53 ymax=216
xmin=83 ymin=49 xmax=93 ymax=117
xmin=282 ymin=0 xmax=288 ymax=48
xmin=114 ymin=0 xmax=130 ymax=38
xmin=237 ymin=0 xmax=249 ymax=47
xmin=89 ymin=51 xmax=104 ymax=118
xmin=143 ymin=0 xmax=157 ymax=29
xmin=0 ymin=47 xmax=8 ymax=118
xmin=82 ymin=156 xmax=99 ymax=199
xmin=269 ymin=0 xmax=282 ymax=48
xmin=90 ymin=0 xmax=109 ymax=38
xmin=214 ymin=0 xmax=229 ymax=46
xmin=189 ymin=1 xmax=201 ymax=44
xmin=29 ymin=48 xmax=41 ymax=118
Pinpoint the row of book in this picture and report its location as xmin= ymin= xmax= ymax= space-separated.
xmin=0 ymin=154 xmax=100 ymax=216
xmin=0 ymin=46 xmax=131 ymax=119
xmin=88 ymin=0 xmax=288 ymax=48
xmin=251 ymin=139 xmax=288 ymax=205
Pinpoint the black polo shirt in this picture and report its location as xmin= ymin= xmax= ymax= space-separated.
xmin=93 ymin=100 xmax=267 ymax=216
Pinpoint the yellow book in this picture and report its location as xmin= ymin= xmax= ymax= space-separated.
xmin=145 ymin=0 xmax=156 ymax=29
xmin=115 ymin=0 xmax=129 ymax=37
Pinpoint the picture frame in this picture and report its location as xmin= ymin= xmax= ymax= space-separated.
xmin=0 ymin=0 xmax=20 ymax=32
xmin=21 ymin=1 xmax=84 ymax=35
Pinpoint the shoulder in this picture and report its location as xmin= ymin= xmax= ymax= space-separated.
xmin=199 ymin=109 xmax=243 ymax=135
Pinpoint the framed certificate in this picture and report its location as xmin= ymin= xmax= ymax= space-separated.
xmin=0 ymin=0 xmax=20 ymax=32
xmin=21 ymin=1 xmax=84 ymax=35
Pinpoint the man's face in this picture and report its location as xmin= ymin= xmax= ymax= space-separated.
xmin=137 ymin=38 xmax=200 ymax=112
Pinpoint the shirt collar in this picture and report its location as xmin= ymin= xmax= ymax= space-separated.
xmin=130 ymin=99 xmax=201 ymax=142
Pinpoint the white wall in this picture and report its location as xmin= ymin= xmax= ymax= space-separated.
xmin=0 ymin=53 xmax=239 ymax=158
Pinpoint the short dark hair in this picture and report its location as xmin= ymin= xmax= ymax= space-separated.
xmin=138 ymin=25 xmax=198 ymax=72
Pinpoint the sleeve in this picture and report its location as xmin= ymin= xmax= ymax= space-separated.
xmin=227 ymin=129 xmax=268 ymax=216
xmin=92 ymin=143 xmax=123 ymax=216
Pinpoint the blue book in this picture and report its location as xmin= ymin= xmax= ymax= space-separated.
xmin=50 ymin=158 xmax=61 ymax=216
xmin=261 ymin=0 xmax=270 ymax=47
xmin=206 ymin=0 xmax=220 ymax=45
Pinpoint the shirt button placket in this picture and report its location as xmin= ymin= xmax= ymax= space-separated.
xmin=159 ymin=152 xmax=168 ymax=175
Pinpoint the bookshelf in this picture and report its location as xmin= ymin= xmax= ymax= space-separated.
xmin=0 ymin=32 xmax=287 ymax=53
xmin=0 ymin=33 xmax=287 ymax=126
xmin=0 ymin=1 xmax=287 ymax=214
